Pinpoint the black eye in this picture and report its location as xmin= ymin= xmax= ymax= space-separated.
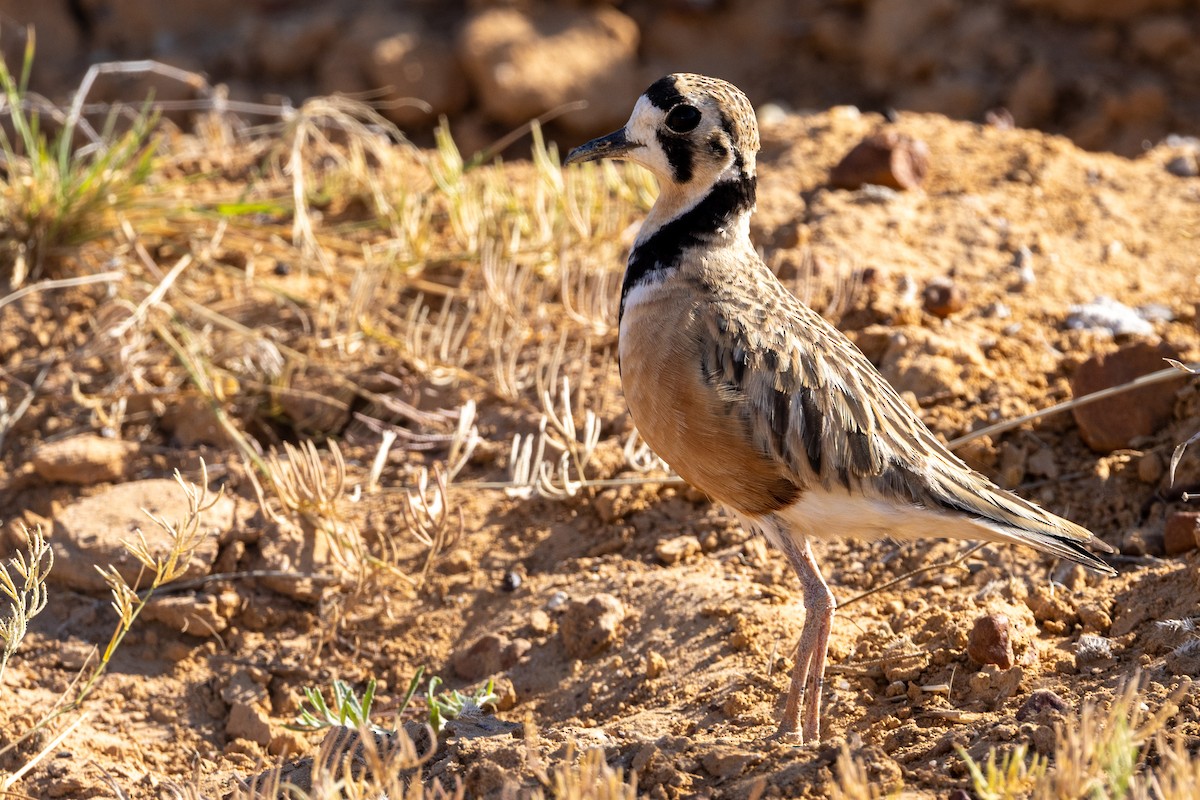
xmin=665 ymin=104 xmax=702 ymax=133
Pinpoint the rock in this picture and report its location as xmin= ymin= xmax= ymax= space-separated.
xmin=1065 ymin=296 xmax=1154 ymax=337
xmin=1163 ymin=512 xmax=1200 ymax=555
xmin=922 ymin=277 xmax=966 ymax=319
xmin=560 ymin=593 xmax=625 ymax=658
xmin=451 ymin=633 xmax=531 ymax=681
xmin=142 ymin=593 xmax=228 ymax=636
xmin=223 ymin=667 xmax=270 ymax=707
xmin=252 ymin=518 xmax=353 ymax=601
xmin=1026 ymin=447 xmax=1060 ymax=480
xmin=699 ymin=747 xmax=753 ymax=779
xmin=366 ymin=28 xmax=469 ymax=129
xmin=1121 ymin=527 xmax=1165 ymax=557
xmin=459 ymin=6 xmax=639 ymax=134
xmin=645 ymin=650 xmax=668 ymax=679
xmin=966 ymin=614 xmax=1015 ymax=669
xmin=1069 ymin=340 xmax=1188 ymax=453
xmin=829 ymin=131 xmax=930 ymax=191
xmin=49 ymin=479 xmax=233 ymax=594
xmin=1166 ymin=154 xmax=1199 ymax=178
xmin=654 ymin=534 xmax=701 ymax=565
xmin=227 ymin=701 xmax=272 ymax=745
xmin=1015 ymin=688 xmax=1069 ymax=720
xmin=1137 ymin=451 xmax=1165 ymax=484
xmin=1078 ymin=602 xmax=1113 ymax=634
xmin=31 ymin=435 xmax=138 ymax=485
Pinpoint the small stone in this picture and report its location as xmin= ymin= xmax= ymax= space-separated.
xmin=31 ymin=435 xmax=138 ymax=485
xmin=546 ymin=591 xmax=569 ymax=611
xmin=1026 ymin=447 xmax=1061 ymax=480
xmin=829 ymin=131 xmax=930 ymax=191
xmin=1137 ymin=451 xmax=1165 ymax=484
xmin=501 ymin=571 xmax=522 ymax=591
xmin=922 ymin=277 xmax=967 ymax=319
xmin=227 ymin=701 xmax=272 ymax=745
xmin=1121 ymin=527 xmax=1165 ymax=557
xmin=1015 ymin=688 xmax=1069 ymax=721
xmin=1070 ymin=340 xmax=1188 ymax=453
xmin=699 ymin=747 xmax=753 ymax=779
xmin=655 ymin=534 xmax=701 ymax=565
xmin=645 ymin=650 xmax=668 ymax=679
xmin=560 ymin=593 xmax=625 ymax=659
xmin=1166 ymin=154 xmax=1199 ymax=178
xmin=1163 ymin=512 xmax=1200 ymax=556
xmin=967 ymin=614 xmax=1015 ymax=669
xmin=530 ymin=609 xmax=553 ymax=635
xmin=1078 ymin=602 xmax=1113 ymax=634
xmin=49 ymin=479 xmax=232 ymax=594
xmin=451 ymin=633 xmax=531 ymax=681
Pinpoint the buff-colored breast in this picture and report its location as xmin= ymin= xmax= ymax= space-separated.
xmin=619 ymin=288 xmax=800 ymax=516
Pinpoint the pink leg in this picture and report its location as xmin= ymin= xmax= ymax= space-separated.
xmin=774 ymin=534 xmax=835 ymax=743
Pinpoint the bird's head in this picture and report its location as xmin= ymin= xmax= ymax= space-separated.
xmin=564 ymin=73 xmax=760 ymax=193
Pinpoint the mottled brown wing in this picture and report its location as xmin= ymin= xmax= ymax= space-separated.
xmin=696 ymin=277 xmax=1112 ymax=568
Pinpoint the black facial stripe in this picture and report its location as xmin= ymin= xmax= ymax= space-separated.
xmin=644 ymin=76 xmax=685 ymax=111
xmin=656 ymin=130 xmax=694 ymax=184
xmin=716 ymin=109 xmax=742 ymax=170
xmin=619 ymin=175 xmax=757 ymax=320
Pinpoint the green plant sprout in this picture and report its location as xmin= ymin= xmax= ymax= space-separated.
xmin=426 ymin=675 xmax=499 ymax=736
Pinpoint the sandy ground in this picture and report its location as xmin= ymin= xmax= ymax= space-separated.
xmin=2 ymin=106 xmax=1200 ymax=798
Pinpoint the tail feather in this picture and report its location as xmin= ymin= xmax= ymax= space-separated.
xmin=932 ymin=470 xmax=1116 ymax=575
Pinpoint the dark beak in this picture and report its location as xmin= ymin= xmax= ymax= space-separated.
xmin=564 ymin=128 xmax=640 ymax=166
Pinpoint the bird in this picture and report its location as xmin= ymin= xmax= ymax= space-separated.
xmin=563 ymin=73 xmax=1115 ymax=744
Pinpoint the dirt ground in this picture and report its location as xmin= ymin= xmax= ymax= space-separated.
xmin=2 ymin=105 xmax=1200 ymax=799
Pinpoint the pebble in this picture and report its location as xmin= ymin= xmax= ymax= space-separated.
xmin=501 ymin=571 xmax=522 ymax=591
xmin=829 ymin=130 xmax=930 ymax=191
xmin=1166 ymin=154 xmax=1199 ymax=178
xmin=966 ymin=613 xmax=1015 ymax=669
xmin=31 ymin=434 xmax=138 ymax=485
xmin=1065 ymin=296 xmax=1154 ymax=337
xmin=545 ymin=591 xmax=569 ymax=611
xmin=922 ymin=277 xmax=967 ymax=318
xmin=559 ymin=593 xmax=625 ymax=658
xmin=49 ymin=479 xmax=232 ymax=594
xmin=644 ymin=650 xmax=668 ymax=679
xmin=1069 ymin=340 xmax=1188 ymax=453
xmin=451 ymin=633 xmax=531 ymax=681
xmin=654 ymin=534 xmax=701 ymax=565
xmin=227 ymin=701 xmax=272 ymax=745
xmin=1163 ymin=511 xmax=1200 ymax=556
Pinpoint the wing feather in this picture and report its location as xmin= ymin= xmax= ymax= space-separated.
xmin=695 ymin=276 xmax=1113 ymax=573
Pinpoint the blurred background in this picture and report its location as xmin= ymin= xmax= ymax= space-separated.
xmin=2 ymin=0 xmax=1198 ymax=157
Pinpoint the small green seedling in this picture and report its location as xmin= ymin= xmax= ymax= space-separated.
xmin=290 ymin=677 xmax=379 ymax=732
xmin=426 ymin=675 xmax=499 ymax=736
